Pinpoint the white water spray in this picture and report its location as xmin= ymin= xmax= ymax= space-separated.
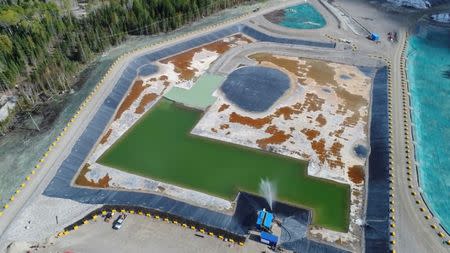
xmin=259 ymin=178 xmax=277 ymax=210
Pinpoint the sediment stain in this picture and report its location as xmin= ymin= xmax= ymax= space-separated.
xmin=301 ymin=128 xmax=320 ymax=140
xmin=274 ymin=105 xmax=301 ymax=120
xmin=329 ymin=141 xmax=344 ymax=168
xmin=257 ymin=125 xmax=292 ymax=149
xmin=300 ymin=60 xmax=338 ymax=86
xmin=135 ymin=93 xmax=158 ymax=114
xmin=311 ymin=138 xmax=327 ymax=163
xmin=302 ymin=93 xmax=325 ymax=112
xmin=249 ymin=53 xmax=368 ymax=131
xmin=316 ymin=114 xmax=327 ymax=127
xmin=115 ymin=80 xmax=147 ymax=120
xmin=229 ymin=112 xmax=272 ymax=129
xmin=75 ymin=163 xmax=111 ymax=188
xmin=219 ymin=124 xmax=229 ymax=130
xmin=348 ymin=165 xmax=365 ymax=184
xmin=160 ymin=35 xmax=252 ymax=81
xmin=218 ymin=104 xmax=230 ymax=112
xmin=249 ymin=53 xmax=300 ymax=77
xmin=100 ymin=129 xmax=113 ymax=145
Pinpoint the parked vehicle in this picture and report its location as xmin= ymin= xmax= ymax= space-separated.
xmin=113 ymin=214 xmax=127 ymax=230
xmin=104 ymin=212 xmax=113 ymax=223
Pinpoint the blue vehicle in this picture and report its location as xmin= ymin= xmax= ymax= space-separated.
xmin=369 ymin=33 xmax=380 ymax=41
xmin=260 ymin=231 xmax=278 ymax=247
xmin=256 ymin=208 xmax=274 ymax=231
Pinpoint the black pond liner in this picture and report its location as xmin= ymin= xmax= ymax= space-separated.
xmin=221 ymin=66 xmax=290 ymax=112
xmin=364 ymin=66 xmax=390 ymax=252
xmin=43 ymin=24 xmax=345 ymax=252
xmin=138 ymin=64 xmax=158 ymax=76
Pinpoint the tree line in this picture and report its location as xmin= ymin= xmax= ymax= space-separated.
xmin=0 ymin=0 xmax=252 ymax=112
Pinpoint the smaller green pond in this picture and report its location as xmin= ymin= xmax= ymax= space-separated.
xmin=98 ymin=99 xmax=349 ymax=231
xmin=266 ymin=4 xmax=326 ymax=30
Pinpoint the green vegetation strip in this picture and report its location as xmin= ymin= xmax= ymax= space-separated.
xmin=164 ymin=74 xmax=225 ymax=110
xmin=98 ymin=99 xmax=350 ymax=231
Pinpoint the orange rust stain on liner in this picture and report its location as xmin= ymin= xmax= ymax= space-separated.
xmin=229 ymin=112 xmax=272 ymax=129
xmin=115 ymin=80 xmax=147 ymax=120
xmin=218 ymin=104 xmax=230 ymax=112
xmin=135 ymin=93 xmax=158 ymax=114
xmin=348 ymin=165 xmax=365 ymax=184
xmin=301 ymin=128 xmax=320 ymax=141
xmin=75 ymin=163 xmax=111 ymax=188
xmin=256 ymin=125 xmax=292 ymax=149
xmin=100 ymin=129 xmax=113 ymax=144
xmin=160 ymin=35 xmax=252 ymax=81
xmin=316 ymin=114 xmax=327 ymax=127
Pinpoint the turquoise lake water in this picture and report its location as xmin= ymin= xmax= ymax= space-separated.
xmin=278 ymin=4 xmax=326 ymax=29
xmin=407 ymin=23 xmax=450 ymax=231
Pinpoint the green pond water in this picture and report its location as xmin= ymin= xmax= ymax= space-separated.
xmin=98 ymin=99 xmax=350 ymax=231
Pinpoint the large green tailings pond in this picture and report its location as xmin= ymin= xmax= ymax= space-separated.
xmin=98 ymin=99 xmax=350 ymax=231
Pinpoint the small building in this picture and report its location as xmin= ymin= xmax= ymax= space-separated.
xmin=260 ymin=231 xmax=278 ymax=247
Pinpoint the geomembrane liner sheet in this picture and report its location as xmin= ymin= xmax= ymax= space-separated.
xmin=44 ymin=23 xmax=346 ymax=252
xmin=364 ymin=67 xmax=390 ymax=252
xmin=221 ymin=66 xmax=290 ymax=112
